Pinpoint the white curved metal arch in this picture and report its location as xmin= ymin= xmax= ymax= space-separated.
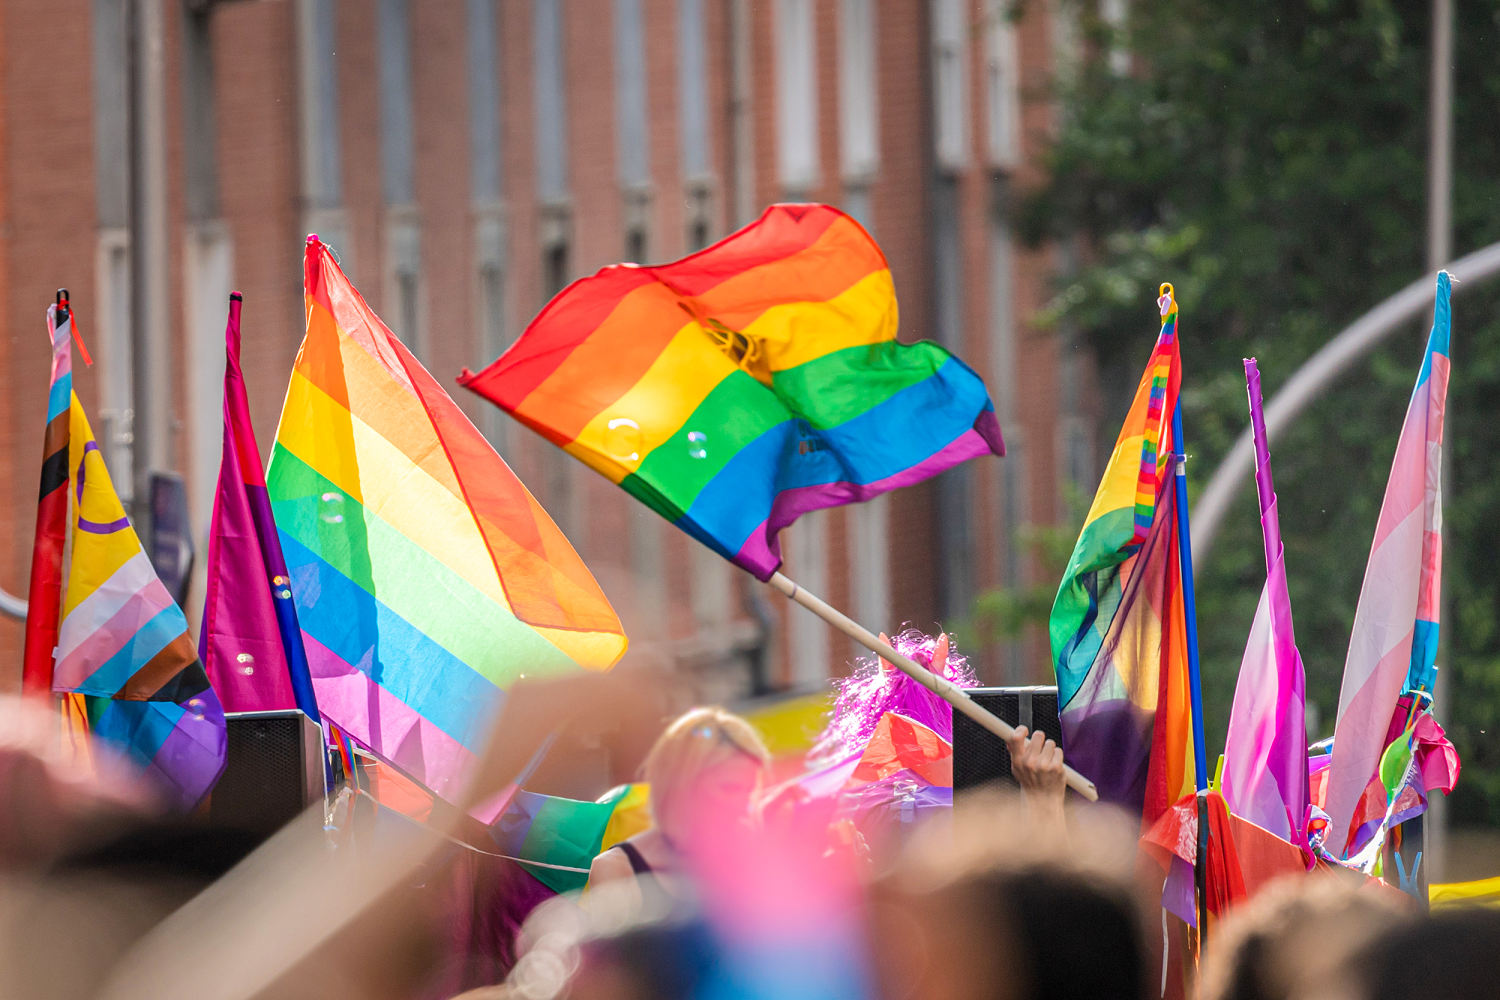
xmin=1191 ymin=239 xmax=1500 ymax=563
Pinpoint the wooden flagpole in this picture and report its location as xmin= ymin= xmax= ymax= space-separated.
xmin=767 ymin=572 xmax=1098 ymax=801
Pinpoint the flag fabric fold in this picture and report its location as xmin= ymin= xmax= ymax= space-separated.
xmin=1221 ymin=358 xmax=1309 ymax=850
xmin=29 ymin=304 xmax=226 ymax=809
xmin=1324 ymin=272 xmax=1451 ymax=857
xmin=458 ymin=203 xmax=1003 ymax=580
xmin=1049 ymin=288 xmax=1194 ymax=825
xmin=201 ymin=293 xmax=320 ymax=718
xmin=267 ymin=236 xmax=627 ymax=803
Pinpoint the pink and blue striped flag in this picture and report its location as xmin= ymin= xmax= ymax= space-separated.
xmin=1324 ymin=272 xmax=1450 ymax=857
xmin=1221 ymin=358 xmax=1308 ymax=850
xmin=201 ymin=293 xmax=320 ymax=718
xmin=32 ymin=303 xmax=227 ymax=809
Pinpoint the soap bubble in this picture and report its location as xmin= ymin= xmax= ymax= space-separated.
xmin=603 ymin=417 xmax=643 ymax=462
xmin=320 ymin=491 xmax=345 ymax=524
xmin=237 ymin=652 xmax=256 ymax=676
xmin=686 ymin=430 xmax=708 ymax=460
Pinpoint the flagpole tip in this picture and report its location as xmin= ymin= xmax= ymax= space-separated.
xmin=306 ymin=233 xmax=320 ymax=247
xmin=229 ymin=291 xmax=243 ymax=302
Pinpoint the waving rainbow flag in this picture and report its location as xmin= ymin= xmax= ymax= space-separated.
xmin=1324 ymin=272 xmax=1451 ymax=856
xmin=267 ymin=237 xmax=627 ymax=802
xmin=458 ymin=203 xmax=1003 ymax=579
xmin=27 ymin=303 xmax=226 ymax=809
xmin=1049 ymin=287 xmax=1194 ymax=823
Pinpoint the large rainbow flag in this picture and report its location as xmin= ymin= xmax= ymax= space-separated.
xmin=458 ymin=203 xmax=1003 ymax=579
xmin=267 ymin=236 xmax=627 ymax=802
xmin=1324 ymin=272 xmax=1451 ymax=857
xmin=25 ymin=302 xmax=227 ymax=809
xmin=1049 ymin=286 xmax=1194 ymax=823
xmin=201 ymin=293 xmax=320 ymax=718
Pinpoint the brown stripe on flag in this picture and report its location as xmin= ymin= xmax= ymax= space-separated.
xmin=115 ymin=633 xmax=202 ymax=700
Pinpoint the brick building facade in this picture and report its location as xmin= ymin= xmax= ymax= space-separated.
xmin=0 ymin=0 xmax=1099 ymax=698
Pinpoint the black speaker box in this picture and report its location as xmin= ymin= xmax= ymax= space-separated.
xmin=952 ymin=686 xmax=1064 ymax=792
xmin=207 ymin=711 xmax=324 ymax=842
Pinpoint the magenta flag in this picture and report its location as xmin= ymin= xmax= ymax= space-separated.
xmin=200 ymin=293 xmax=320 ymax=719
xmin=1222 ymin=358 xmax=1308 ymax=850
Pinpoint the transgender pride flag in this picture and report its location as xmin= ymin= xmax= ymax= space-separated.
xmin=1324 ymin=272 xmax=1451 ymax=857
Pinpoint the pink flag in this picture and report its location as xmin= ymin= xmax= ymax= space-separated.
xmin=1324 ymin=272 xmax=1450 ymax=857
xmin=1222 ymin=358 xmax=1308 ymax=851
xmin=200 ymin=294 xmax=320 ymax=718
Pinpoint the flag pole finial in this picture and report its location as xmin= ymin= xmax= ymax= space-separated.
xmin=1158 ymin=282 xmax=1176 ymax=317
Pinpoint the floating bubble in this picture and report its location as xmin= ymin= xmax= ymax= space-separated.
xmin=272 ymin=575 xmax=288 ymax=587
xmin=320 ymin=491 xmax=346 ymax=524
xmin=603 ymin=417 xmax=643 ymax=462
xmin=277 ymin=589 xmax=293 ymax=600
xmin=686 ymin=430 xmax=708 ymax=459
xmin=237 ymin=652 xmax=256 ymax=676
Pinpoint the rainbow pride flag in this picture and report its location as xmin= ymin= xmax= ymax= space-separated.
xmin=458 ymin=203 xmax=1003 ymax=579
xmin=1324 ymin=272 xmax=1451 ymax=857
xmin=27 ymin=303 xmax=226 ymax=809
xmin=490 ymin=783 xmax=651 ymax=893
xmin=1049 ymin=287 xmax=1194 ymax=823
xmin=267 ymin=236 xmax=627 ymax=802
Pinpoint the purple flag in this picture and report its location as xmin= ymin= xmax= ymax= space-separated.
xmin=200 ymin=293 xmax=320 ymax=719
xmin=1221 ymin=358 xmax=1308 ymax=850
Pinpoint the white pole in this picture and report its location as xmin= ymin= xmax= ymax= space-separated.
xmin=768 ymin=572 xmax=1099 ymax=801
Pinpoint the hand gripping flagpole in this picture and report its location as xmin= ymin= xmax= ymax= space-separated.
xmin=767 ymin=572 xmax=1099 ymax=801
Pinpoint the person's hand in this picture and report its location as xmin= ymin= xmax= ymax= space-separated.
xmin=1006 ymin=726 xmax=1065 ymax=795
xmin=1008 ymin=731 xmax=1068 ymax=833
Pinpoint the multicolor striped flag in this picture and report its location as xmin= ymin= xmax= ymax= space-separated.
xmin=490 ymin=783 xmax=651 ymax=893
xmin=267 ymin=236 xmax=627 ymax=803
xmin=1221 ymin=359 xmax=1308 ymax=849
xmin=201 ymin=293 xmax=320 ymax=718
xmin=1049 ymin=286 xmax=1195 ymax=823
xmin=26 ymin=303 xmax=226 ymax=809
xmin=1324 ymin=273 xmax=1451 ymax=856
xmin=21 ymin=300 xmax=74 ymax=696
xmin=458 ymin=203 xmax=1003 ymax=580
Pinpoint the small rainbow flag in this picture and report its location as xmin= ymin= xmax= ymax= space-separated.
xmin=267 ymin=237 xmax=627 ymax=802
xmin=459 ymin=203 xmax=1003 ymax=579
xmin=27 ymin=302 xmax=227 ymax=809
xmin=1049 ymin=287 xmax=1194 ymax=823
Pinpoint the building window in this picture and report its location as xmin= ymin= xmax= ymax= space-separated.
xmin=534 ymin=0 xmax=570 ymax=205
xmin=614 ymin=0 xmax=651 ymax=192
xmin=376 ymin=0 xmax=416 ymax=208
xmin=466 ymin=0 xmax=503 ymax=206
xmin=838 ymin=0 xmax=879 ymax=182
xmin=786 ymin=514 xmax=829 ymax=689
xmin=386 ymin=213 xmax=423 ymax=354
xmin=931 ymin=0 xmax=970 ymax=172
xmin=678 ymin=0 xmax=712 ymax=182
xmin=774 ymin=0 xmax=819 ymax=193
xmin=983 ymin=3 xmax=1021 ymax=169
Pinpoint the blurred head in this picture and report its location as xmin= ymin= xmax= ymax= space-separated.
xmin=1199 ymin=873 xmax=1410 ymax=1000
xmin=641 ymin=707 xmax=769 ymax=842
xmin=1320 ymin=904 xmax=1500 ymax=1000
xmin=869 ymin=790 xmax=1145 ymax=1000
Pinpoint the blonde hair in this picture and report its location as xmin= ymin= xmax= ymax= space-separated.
xmin=641 ymin=707 xmax=769 ymax=832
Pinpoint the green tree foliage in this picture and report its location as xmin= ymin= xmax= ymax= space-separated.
xmin=995 ymin=1 xmax=1500 ymax=823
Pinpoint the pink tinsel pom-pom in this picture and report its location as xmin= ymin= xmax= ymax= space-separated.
xmin=809 ymin=628 xmax=978 ymax=767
